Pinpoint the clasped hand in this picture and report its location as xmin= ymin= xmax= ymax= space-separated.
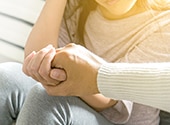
xmin=23 ymin=43 xmax=105 ymax=96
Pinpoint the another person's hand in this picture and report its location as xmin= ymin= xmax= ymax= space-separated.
xmin=22 ymin=45 xmax=66 ymax=86
xmin=45 ymin=43 xmax=106 ymax=96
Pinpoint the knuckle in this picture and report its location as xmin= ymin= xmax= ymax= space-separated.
xmin=66 ymin=43 xmax=76 ymax=47
xmin=43 ymin=54 xmax=50 ymax=60
xmin=38 ymin=49 xmax=48 ymax=54
xmin=61 ymin=51 xmax=71 ymax=59
xmin=43 ymin=54 xmax=52 ymax=63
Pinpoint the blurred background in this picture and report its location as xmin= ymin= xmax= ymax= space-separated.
xmin=0 ymin=0 xmax=44 ymax=63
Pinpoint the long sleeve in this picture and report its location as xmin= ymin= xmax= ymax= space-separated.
xmin=97 ymin=62 xmax=170 ymax=112
xmin=100 ymin=100 xmax=133 ymax=124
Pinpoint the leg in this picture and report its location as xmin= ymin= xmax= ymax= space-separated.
xmin=16 ymin=84 xmax=114 ymax=125
xmin=0 ymin=62 xmax=37 ymax=125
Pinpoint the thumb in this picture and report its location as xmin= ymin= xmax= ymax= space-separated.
xmin=50 ymin=68 xmax=67 ymax=82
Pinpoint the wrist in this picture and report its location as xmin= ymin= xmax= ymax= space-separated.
xmin=81 ymin=94 xmax=117 ymax=112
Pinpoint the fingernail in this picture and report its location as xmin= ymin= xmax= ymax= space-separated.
xmin=51 ymin=69 xmax=66 ymax=81
xmin=51 ymin=70 xmax=59 ymax=78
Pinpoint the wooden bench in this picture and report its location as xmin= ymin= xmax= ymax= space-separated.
xmin=0 ymin=0 xmax=44 ymax=62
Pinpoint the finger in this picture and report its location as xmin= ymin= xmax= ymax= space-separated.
xmin=22 ymin=51 xmax=42 ymax=82
xmin=29 ymin=45 xmax=53 ymax=73
xmin=50 ymin=68 xmax=67 ymax=81
xmin=51 ymin=50 xmax=69 ymax=69
xmin=27 ymin=45 xmax=53 ymax=83
xmin=38 ymin=47 xmax=59 ymax=85
xmin=64 ymin=43 xmax=76 ymax=48
xmin=22 ymin=51 xmax=36 ymax=76
xmin=55 ymin=47 xmax=63 ymax=53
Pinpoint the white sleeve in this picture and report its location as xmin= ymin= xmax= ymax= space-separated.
xmin=97 ymin=62 xmax=170 ymax=112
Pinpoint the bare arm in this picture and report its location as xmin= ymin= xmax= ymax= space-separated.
xmin=81 ymin=94 xmax=117 ymax=112
xmin=25 ymin=0 xmax=67 ymax=57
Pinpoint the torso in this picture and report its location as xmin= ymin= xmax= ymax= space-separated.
xmin=84 ymin=8 xmax=170 ymax=63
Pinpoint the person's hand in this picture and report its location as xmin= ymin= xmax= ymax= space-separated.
xmin=22 ymin=45 xmax=66 ymax=86
xmin=44 ymin=43 xmax=106 ymax=96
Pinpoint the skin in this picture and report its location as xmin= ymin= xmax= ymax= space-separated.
xmin=23 ymin=0 xmax=148 ymax=111
xmin=95 ymin=0 xmax=146 ymax=19
xmin=24 ymin=0 xmax=67 ymax=57
xmin=23 ymin=44 xmax=117 ymax=111
xmin=24 ymin=0 xmax=67 ymax=85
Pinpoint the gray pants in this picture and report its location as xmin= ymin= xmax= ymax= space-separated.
xmin=0 ymin=62 xmax=112 ymax=125
xmin=0 ymin=62 xmax=37 ymax=125
xmin=0 ymin=62 xmax=169 ymax=125
xmin=16 ymin=84 xmax=113 ymax=125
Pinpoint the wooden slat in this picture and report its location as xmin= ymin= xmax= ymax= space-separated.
xmin=0 ymin=0 xmax=44 ymax=23
xmin=0 ymin=0 xmax=45 ymax=62
xmin=0 ymin=40 xmax=24 ymax=62
xmin=0 ymin=14 xmax=32 ymax=47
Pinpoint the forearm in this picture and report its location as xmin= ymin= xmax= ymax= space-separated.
xmin=80 ymin=94 xmax=117 ymax=112
xmin=98 ymin=62 xmax=170 ymax=112
xmin=25 ymin=0 xmax=67 ymax=57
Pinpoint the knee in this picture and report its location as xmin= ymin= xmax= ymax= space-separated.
xmin=0 ymin=62 xmax=22 ymax=81
xmin=26 ymin=84 xmax=68 ymax=108
xmin=0 ymin=62 xmax=27 ymax=85
xmin=0 ymin=62 xmax=23 ymax=92
xmin=26 ymin=84 xmax=50 ymax=104
xmin=0 ymin=62 xmax=36 ymax=92
xmin=29 ymin=84 xmax=47 ymax=97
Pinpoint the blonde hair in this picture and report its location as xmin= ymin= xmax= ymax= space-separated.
xmin=144 ymin=0 xmax=170 ymax=10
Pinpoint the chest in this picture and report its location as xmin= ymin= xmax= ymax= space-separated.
xmin=84 ymin=10 xmax=151 ymax=62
